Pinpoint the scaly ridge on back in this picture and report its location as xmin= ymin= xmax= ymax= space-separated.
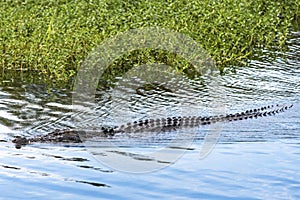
xmin=114 ymin=104 xmax=293 ymax=133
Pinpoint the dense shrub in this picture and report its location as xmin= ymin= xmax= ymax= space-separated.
xmin=0 ymin=0 xmax=299 ymax=85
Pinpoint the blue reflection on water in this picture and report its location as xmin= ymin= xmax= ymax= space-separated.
xmin=0 ymin=31 xmax=299 ymax=199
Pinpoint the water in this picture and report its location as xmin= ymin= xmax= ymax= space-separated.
xmin=0 ymin=31 xmax=299 ymax=199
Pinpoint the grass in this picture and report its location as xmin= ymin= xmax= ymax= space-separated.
xmin=0 ymin=0 xmax=299 ymax=87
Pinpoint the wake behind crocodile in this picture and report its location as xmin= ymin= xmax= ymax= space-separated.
xmin=12 ymin=104 xmax=293 ymax=149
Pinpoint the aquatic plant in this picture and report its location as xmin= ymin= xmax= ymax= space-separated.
xmin=0 ymin=0 xmax=299 ymax=85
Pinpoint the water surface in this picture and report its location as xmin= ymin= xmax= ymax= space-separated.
xmin=0 ymin=31 xmax=299 ymax=199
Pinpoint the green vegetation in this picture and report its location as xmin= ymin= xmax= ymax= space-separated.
xmin=0 ymin=0 xmax=299 ymax=86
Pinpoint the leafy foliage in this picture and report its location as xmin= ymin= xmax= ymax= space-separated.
xmin=0 ymin=0 xmax=299 ymax=86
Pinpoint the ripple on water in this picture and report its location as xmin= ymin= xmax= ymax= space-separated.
xmin=0 ymin=32 xmax=299 ymax=199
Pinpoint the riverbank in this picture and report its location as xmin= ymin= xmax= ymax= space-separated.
xmin=1 ymin=0 xmax=299 ymax=86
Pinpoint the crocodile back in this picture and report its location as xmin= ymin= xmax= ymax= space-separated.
xmin=113 ymin=104 xmax=293 ymax=134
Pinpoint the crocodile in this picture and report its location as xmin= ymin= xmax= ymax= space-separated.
xmin=12 ymin=104 xmax=293 ymax=149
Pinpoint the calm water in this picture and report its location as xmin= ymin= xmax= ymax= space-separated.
xmin=0 ymin=31 xmax=299 ymax=199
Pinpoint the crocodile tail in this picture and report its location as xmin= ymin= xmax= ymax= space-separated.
xmin=166 ymin=104 xmax=293 ymax=127
xmin=219 ymin=104 xmax=293 ymax=123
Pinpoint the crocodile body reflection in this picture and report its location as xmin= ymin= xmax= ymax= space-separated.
xmin=12 ymin=104 xmax=293 ymax=149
